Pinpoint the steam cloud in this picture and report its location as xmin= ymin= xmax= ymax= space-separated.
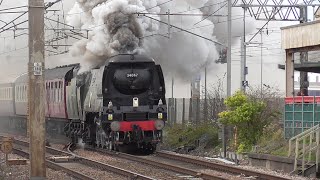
xmin=67 ymin=0 xmax=253 ymax=79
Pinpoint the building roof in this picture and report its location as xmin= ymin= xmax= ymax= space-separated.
xmin=15 ymin=64 xmax=77 ymax=84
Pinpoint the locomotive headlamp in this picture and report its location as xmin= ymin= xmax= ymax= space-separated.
xmin=154 ymin=120 xmax=165 ymax=130
xmin=108 ymin=101 xmax=113 ymax=110
xmin=158 ymin=113 xmax=163 ymax=119
xmin=158 ymin=99 xmax=163 ymax=106
xmin=110 ymin=121 xmax=120 ymax=131
xmin=133 ymin=97 xmax=139 ymax=107
xmin=108 ymin=114 xmax=113 ymax=121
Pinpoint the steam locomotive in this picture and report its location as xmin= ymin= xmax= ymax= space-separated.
xmin=0 ymin=54 xmax=167 ymax=153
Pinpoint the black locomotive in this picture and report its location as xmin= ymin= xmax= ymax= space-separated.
xmin=65 ymin=54 xmax=167 ymax=153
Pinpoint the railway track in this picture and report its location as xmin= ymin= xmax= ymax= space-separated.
xmin=3 ymin=133 xmax=292 ymax=180
xmin=156 ymin=151 xmax=291 ymax=180
xmin=89 ymin=148 xmax=291 ymax=180
xmin=8 ymin=137 xmax=156 ymax=180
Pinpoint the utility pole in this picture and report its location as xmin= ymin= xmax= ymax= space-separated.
xmin=171 ymin=77 xmax=174 ymax=98
xmin=28 ymin=0 xmax=46 ymax=179
xmin=260 ymin=29 xmax=263 ymax=97
xmin=171 ymin=77 xmax=174 ymax=124
xmin=204 ymin=66 xmax=207 ymax=122
xmin=223 ymin=0 xmax=232 ymax=159
xmin=241 ymin=7 xmax=247 ymax=92
xmin=299 ymin=7 xmax=308 ymax=94
xmin=226 ymin=1 xmax=232 ymax=97
xmin=240 ymin=36 xmax=246 ymax=92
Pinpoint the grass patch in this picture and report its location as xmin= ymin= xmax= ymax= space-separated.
xmin=254 ymin=123 xmax=289 ymax=156
xmin=162 ymin=122 xmax=220 ymax=151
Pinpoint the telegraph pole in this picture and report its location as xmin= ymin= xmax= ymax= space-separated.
xmin=260 ymin=29 xmax=263 ymax=96
xmin=241 ymin=7 xmax=247 ymax=92
xmin=223 ymin=0 xmax=232 ymax=158
xmin=204 ymin=66 xmax=207 ymax=122
xmin=28 ymin=0 xmax=46 ymax=179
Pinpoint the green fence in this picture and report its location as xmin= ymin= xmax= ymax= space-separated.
xmin=284 ymin=102 xmax=320 ymax=139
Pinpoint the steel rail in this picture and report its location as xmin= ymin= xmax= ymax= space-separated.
xmin=11 ymin=138 xmax=155 ymax=180
xmin=156 ymin=151 xmax=291 ymax=180
xmin=12 ymin=148 xmax=95 ymax=180
xmin=92 ymin=148 xmax=229 ymax=180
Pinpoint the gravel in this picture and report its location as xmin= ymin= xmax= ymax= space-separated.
xmin=74 ymin=148 xmax=184 ymax=180
xmin=60 ymin=162 xmax=125 ymax=180
xmin=2 ymin=132 xmax=317 ymax=180
xmin=0 ymin=153 xmax=72 ymax=180
xmin=160 ymin=151 xmax=318 ymax=180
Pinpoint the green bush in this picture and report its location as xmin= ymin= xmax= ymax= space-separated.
xmin=163 ymin=122 xmax=220 ymax=150
xmin=218 ymin=91 xmax=281 ymax=153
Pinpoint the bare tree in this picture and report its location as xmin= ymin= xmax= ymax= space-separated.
xmin=200 ymin=73 xmax=226 ymax=124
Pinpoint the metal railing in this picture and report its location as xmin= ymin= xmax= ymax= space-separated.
xmin=288 ymin=124 xmax=320 ymax=175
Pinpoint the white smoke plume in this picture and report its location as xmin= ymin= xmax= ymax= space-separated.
xmin=201 ymin=0 xmax=255 ymax=45
xmin=66 ymin=0 xmax=234 ymax=78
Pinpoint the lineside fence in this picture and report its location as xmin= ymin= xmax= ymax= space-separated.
xmin=166 ymin=98 xmax=225 ymax=125
xmin=166 ymin=97 xmax=284 ymax=125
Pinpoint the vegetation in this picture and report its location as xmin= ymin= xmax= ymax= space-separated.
xmin=255 ymin=122 xmax=288 ymax=156
xmin=218 ymin=88 xmax=282 ymax=153
xmin=163 ymin=82 xmax=286 ymax=157
xmin=162 ymin=122 xmax=220 ymax=152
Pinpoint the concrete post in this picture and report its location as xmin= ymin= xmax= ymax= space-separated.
xmin=286 ymin=50 xmax=294 ymax=97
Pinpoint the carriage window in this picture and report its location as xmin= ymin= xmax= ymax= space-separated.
xmin=20 ymin=86 xmax=22 ymax=101
xmin=22 ymin=86 xmax=24 ymax=101
xmin=60 ymin=81 xmax=63 ymax=102
xmin=58 ymin=81 xmax=61 ymax=102
xmin=24 ymin=86 xmax=27 ymax=101
xmin=18 ymin=86 xmax=20 ymax=101
xmin=17 ymin=86 xmax=19 ymax=101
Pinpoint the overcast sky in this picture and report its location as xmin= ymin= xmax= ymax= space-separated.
xmin=0 ymin=0 xmax=316 ymax=98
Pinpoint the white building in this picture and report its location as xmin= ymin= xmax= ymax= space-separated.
xmin=294 ymin=72 xmax=320 ymax=96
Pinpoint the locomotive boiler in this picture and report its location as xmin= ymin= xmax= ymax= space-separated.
xmin=65 ymin=54 xmax=167 ymax=153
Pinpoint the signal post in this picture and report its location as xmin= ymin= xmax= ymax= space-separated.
xmin=28 ymin=0 xmax=46 ymax=179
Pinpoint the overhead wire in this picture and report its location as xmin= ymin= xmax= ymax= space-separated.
xmin=193 ymin=2 xmax=227 ymax=25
